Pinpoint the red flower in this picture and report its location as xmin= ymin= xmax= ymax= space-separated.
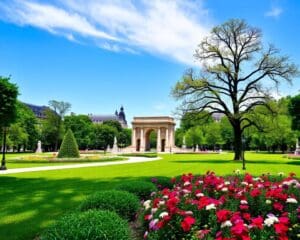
xmin=250 ymin=189 xmax=261 ymax=197
xmin=274 ymin=223 xmax=289 ymax=235
xmin=273 ymin=202 xmax=284 ymax=211
xmin=231 ymin=222 xmax=248 ymax=236
xmin=250 ymin=216 xmax=263 ymax=229
xmin=181 ymin=216 xmax=195 ymax=232
xmin=217 ymin=209 xmax=231 ymax=222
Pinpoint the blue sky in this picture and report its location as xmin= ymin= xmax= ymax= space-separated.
xmin=0 ymin=0 xmax=299 ymax=125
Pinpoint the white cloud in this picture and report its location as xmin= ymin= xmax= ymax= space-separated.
xmin=0 ymin=0 xmax=212 ymax=65
xmin=265 ymin=6 xmax=283 ymax=18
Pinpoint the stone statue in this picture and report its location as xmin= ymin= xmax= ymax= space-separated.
xmin=36 ymin=140 xmax=42 ymax=153
xmin=112 ymin=136 xmax=118 ymax=153
xmin=295 ymin=138 xmax=300 ymax=155
xmin=196 ymin=145 xmax=199 ymax=152
xmin=182 ymin=136 xmax=186 ymax=150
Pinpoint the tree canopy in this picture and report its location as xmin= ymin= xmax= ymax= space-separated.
xmin=173 ymin=19 xmax=299 ymax=161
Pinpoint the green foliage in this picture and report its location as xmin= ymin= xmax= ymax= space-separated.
xmin=40 ymin=210 xmax=131 ymax=240
xmin=180 ymin=111 xmax=213 ymax=131
xmin=116 ymin=181 xmax=157 ymax=200
xmin=149 ymin=131 xmax=157 ymax=149
xmin=0 ymin=76 xmax=19 ymax=127
xmin=288 ymin=94 xmax=300 ymax=131
xmin=80 ymin=190 xmax=140 ymax=220
xmin=90 ymin=124 xmax=117 ymax=149
xmin=118 ymin=128 xmax=132 ymax=148
xmin=48 ymin=100 xmax=71 ymax=118
xmin=64 ymin=114 xmax=93 ymax=149
xmin=57 ymin=129 xmax=79 ymax=158
xmin=103 ymin=120 xmax=122 ymax=132
xmin=185 ymin=126 xmax=204 ymax=149
xmin=41 ymin=108 xmax=64 ymax=151
xmin=150 ymin=176 xmax=174 ymax=189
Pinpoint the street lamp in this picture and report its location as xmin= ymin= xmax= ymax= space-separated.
xmin=242 ymin=137 xmax=246 ymax=170
xmin=0 ymin=127 xmax=9 ymax=170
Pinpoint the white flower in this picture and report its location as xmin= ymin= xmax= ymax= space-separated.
xmin=151 ymin=208 xmax=158 ymax=214
xmin=143 ymin=200 xmax=151 ymax=210
xmin=278 ymin=172 xmax=285 ymax=176
xmin=159 ymin=212 xmax=169 ymax=218
xmin=286 ymin=198 xmax=298 ymax=204
xmin=266 ymin=199 xmax=272 ymax=204
xmin=241 ymin=181 xmax=248 ymax=186
xmin=206 ymin=203 xmax=216 ymax=210
xmin=162 ymin=195 xmax=169 ymax=199
xmin=221 ymin=187 xmax=228 ymax=192
xmin=264 ymin=215 xmax=279 ymax=227
xmin=240 ymin=200 xmax=248 ymax=205
xmin=221 ymin=220 xmax=232 ymax=228
xmin=158 ymin=200 xmax=165 ymax=206
xmin=182 ymin=189 xmax=191 ymax=194
xmin=198 ymin=180 xmax=204 ymax=184
xmin=184 ymin=181 xmax=191 ymax=186
xmin=196 ymin=193 xmax=204 ymax=198
xmin=224 ymin=181 xmax=230 ymax=185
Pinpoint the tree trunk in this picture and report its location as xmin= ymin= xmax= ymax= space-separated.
xmin=233 ymin=124 xmax=243 ymax=160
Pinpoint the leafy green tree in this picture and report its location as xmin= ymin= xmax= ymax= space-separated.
xmin=48 ymin=100 xmax=71 ymax=119
xmin=288 ymin=94 xmax=300 ymax=136
xmin=91 ymin=124 xmax=117 ymax=150
xmin=180 ymin=111 xmax=213 ymax=131
xmin=205 ymin=122 xmax=224 ymax=150
xmin=57 ymin=129 xmax=79 ymax=158
xmin=173 ymin=19 xmax=299 ymax=161
xmin=117 ymin=128 xmax=131 ymax=148
xmin=185 ymin=126 xmax=205 ymax=150
xmin=8 ymin=123 xmax=28 ymax=152
xmin=41 ymin=109 xmax=64 ymax=151
xmin=103 ymin=120 xmax=122 ymax=132
xmin=64 ymin=114 xmax=93 ymax=149
xmin=175 ymin=128 xmax=185 ymax=147
xmin=0 ymin=76 xmax=19 ymax=170
xmin=15 ymin=102 xmax=39 ymax=151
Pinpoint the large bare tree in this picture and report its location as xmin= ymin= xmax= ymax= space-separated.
xmin=173 ymin=19 xmax=299 ymax=160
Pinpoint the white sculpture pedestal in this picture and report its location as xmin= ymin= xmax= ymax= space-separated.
xmin=295 ymin=139 xmax=300 ymax=155
xmin=36 ymin=140 xmax=42 ymax=153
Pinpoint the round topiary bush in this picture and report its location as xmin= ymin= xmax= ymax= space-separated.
xmin=80 ymin=190 xmax=139 ymax=220
xmin=57 ymin=129 xmax=79 ymax=158
xmin=40 ymin=210 xmax=131 ymax=240
xmin=116 ymin=181 xmax=157 ymax=200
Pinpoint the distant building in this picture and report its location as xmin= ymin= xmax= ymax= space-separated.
xmin=212 ymin=112 xmax=224 ymax=122
xmin=89 ymin=106 xmax=128 ymax=128
xmin=23 ymin=103 xmax=49 ymax=119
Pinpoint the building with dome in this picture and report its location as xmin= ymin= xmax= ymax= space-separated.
xmin=88 ymin=106 xmax=128 ymax=128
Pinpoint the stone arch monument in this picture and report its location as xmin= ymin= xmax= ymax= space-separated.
xmin=130 ymin=116 xmax=176 ymax=153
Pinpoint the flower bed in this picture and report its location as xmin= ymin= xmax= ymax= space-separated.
xmin=142 ymin=172 xmax=300 ymax=240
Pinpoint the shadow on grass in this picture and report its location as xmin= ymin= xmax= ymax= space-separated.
xmin=171 ymin=159 xmax=300 ymax=165
xmin=0 ymin=175 xmax=162 ymax=240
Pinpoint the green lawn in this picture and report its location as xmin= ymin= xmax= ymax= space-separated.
xmin=0 ymin=152 xmax=299 ymax=240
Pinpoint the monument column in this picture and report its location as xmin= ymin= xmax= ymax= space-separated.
xmin=169 ymin=128 xmax=174 ymax=152
xmin=140 ymin=128 xmax=145 ymax=152
xmin=165 ymin=128 xmax=169 ymax=149
xmin=157 ymin=128 xmax=161 ymax=152
xmin=132 ymin=127 xmax=136 ymax=148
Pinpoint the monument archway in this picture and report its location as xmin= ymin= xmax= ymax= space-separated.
xmin=131 ymin=117 xmax=176 ymax=153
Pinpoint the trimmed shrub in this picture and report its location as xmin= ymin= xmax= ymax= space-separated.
xmin=150 ymin=176 xmax=174 ymax=190
xmin=40 ymin=210 xmax=131 ymax=240
xmin=57 ymin=129 xmax=79 ymax=158
xmin=116 ymin=181 xmax=157 ymax=200
xmin=80 ymin=190 xmax=139 ymax=220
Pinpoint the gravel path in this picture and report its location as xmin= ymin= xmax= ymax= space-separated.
xmin=0 ymin=157 xmax=161 ymax=175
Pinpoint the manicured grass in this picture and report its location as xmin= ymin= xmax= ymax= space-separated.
xmin=0 ymin=152 xmax=299 ymax=240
